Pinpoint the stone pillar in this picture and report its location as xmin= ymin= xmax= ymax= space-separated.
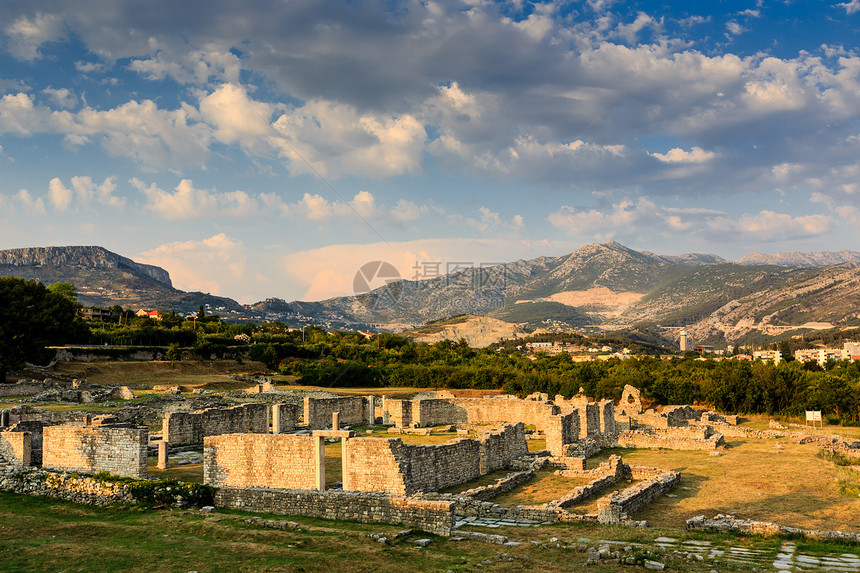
xmin=366 ymin=395 xmax=375 ymax=425
xmin=332 ymin=411 xmax=339 ymax=431
xmin=341 ymin=437 xmax=350 ymax=490
xmin=382 ymin=396 xmax=389 ymax=425
xmin=272 ymin=404 xmax=281 ymax=434
xmin=1 ymin=410 xmax=8 ymax=427
xmin=157 ymin=440 xmax=169 ymax=469
xmin=314 ymin=435 xmax=325 ymax=491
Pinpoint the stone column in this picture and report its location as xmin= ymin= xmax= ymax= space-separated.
xmin=341 ymin=437 xmax=350 ymax=490
xmin=157 ymin=440 xmax=169 ymax=469
xmin=381 ymin=396 xmax=389 ymax=425
xmin=314 ymin=435 xmax=325 ymax=491
xmin=366 ymin=395 xmax=375 ymax=425
xmin=272 ymin=404 xmax=281 ymax=434
xmin=332 ymin=411 xmax=339 ymax=431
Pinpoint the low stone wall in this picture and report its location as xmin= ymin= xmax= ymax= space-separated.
xmin=204 ymin=434 xmax=322 ymax=490
xmin=596 ymin=466 xmax=680 ymax=523
xmin=460 ymin=470 xmax=534 ymax=501
xmin=686 ymin=514 xmax=860 ymax=543
xmin=0 ymin=431 xmax=31 ymax=467
xmin=214 ymin=487 xmax=455 ymax=536
xmin=0 ymin=380 xmax=55 ymax=397
xmin=1 ymin=404 xmax=53 ymax=426
xmin=414 ymin=399 xmax=467 ymax=427
xmin=617 ymin=429 xmax=724 ymax=451
xmin=0 ymin=468 xmax=133 ymax=506
xmin=163 ymin=403 xmax=269 ymax=445
xmin=304 ymin=396 xmax=367 ymax=429
xmin=42 ymin=425 xmax=148 ymax=479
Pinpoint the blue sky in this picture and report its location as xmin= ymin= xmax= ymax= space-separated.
xmin=2 ymin=0 xmax=860 ymax=304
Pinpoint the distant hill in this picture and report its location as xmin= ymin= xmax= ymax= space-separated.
xmin=738 ymin=250 xmax=860 ymax=267
xmin=403 ymin=314 xmax=532 ymax=348
xmin=0 ymin=245 xmax=245 ymax=315
xmin=3 ymin=242 xmax=860 ymax=347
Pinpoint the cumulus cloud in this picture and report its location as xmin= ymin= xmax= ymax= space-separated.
xmin=5 ymin=12 xmax=64 ymax=60
xmin=129 ymin=46 xmax=241 ymax=84
xmin=840 ymin=1 xmax=860 ymax=15
xmin=48 ymin=176 xmax=123 ymax=211
xmin=651 ymin=146 xmax=716 ymax=163
xmin=132 ymin=178 xmax=287 ymax=220
xmin=136 ymin=234 xmax=251 ymax=300
xmin=707 ymin=210 xmax=832 ymax=241
xmin=42 ymin=87 xmax=76 ymax=109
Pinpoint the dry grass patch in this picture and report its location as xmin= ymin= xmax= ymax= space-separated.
xmin=491 ymin=470 xmax=594 ymax=506
xmin=590 ymin=439 xmax=860 ymax=532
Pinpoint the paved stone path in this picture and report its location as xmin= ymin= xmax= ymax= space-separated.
xmin=455 ymin=516 xmax=546 ymax=528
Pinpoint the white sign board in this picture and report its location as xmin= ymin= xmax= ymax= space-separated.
xmin=806 ymin=410 xmax=822 ymax=425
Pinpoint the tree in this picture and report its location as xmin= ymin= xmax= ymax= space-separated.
xmin=48 ymin=281 xmax=78 ymax=303
xmin=166 ymin=343 xmax=182 ymax=366
xmin=0 ymin=277 xmax=83 ymax=382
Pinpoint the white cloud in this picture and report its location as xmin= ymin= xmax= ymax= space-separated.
xmin=49 ymin=176 xmax=124 ymax=210
xmin=5 ymin=12 xmax=64 ymax=61
xmin=840 ymin=1 xmax=860 ymax=15
xmin=14 ymin=189 xmax=46 ymax=215
xmin=391 ymin=199 xmax=427 ymax=222
xmin=651 ymin=146 xmax=716 ymax=163
xmin=42 ymin=87 xmax=76 ymax=109
xmin=707 ymin=210 xmax=832 ymax=241
xmin=136 ymin=234 xmax=249 ymax=299
xmin=48 ymin=178 xmax=72 ymax=211
xmin=133 ymin=178 xmax=286 ymax=220
xmin=129 ymin=46 xmax=241 ymax=85
xmin=726 ymin=21 xmax=746 ymax=37
xmin=198 ymin=83 xmax=273 ymax=149
xmin=271 ymin=100 xmax=426 ymax=179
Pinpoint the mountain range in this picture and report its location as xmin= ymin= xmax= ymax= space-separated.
xmin=2 ymin=243 xmax=859 ymax=347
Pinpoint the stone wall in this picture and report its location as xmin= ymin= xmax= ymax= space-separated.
xmin=414 ymin=399 xmax=467 ymax=427
xmin=42 ymin=425 xmax=148 ymax=478
xmin=545 ymin=411 xmax=579 ymax=456
xmin=460 ymin=470 xmax=534 ymax=501
xmin=616 ymin=429 xmax=724 ymax=450
xmin=0 ymin=468 xmax=133 ymax=506
xmin=686 ymin=514 xmax=860 ymax=543
xmin=596 ymin=466 xmax=680 ymax=523
xmin=304 ymin=396 xmax=367 ymax=429
xmin=162 ymin=403 xmax=269 ymax=445
xmin=214 ymin=487 xmax=455 ymax=536
xmin=344 ymin=424 xmax=528 ymax=496
xmin=1 ymin=404 xmax=53 ymax=426
xmin=449 ymin=396 xmax=558 ymax=432
xmin=272 ymin=403 xmax=299 ymax=434
xmin=0 ymin=380 xmax=55 ymax=397
xmin=0 ymin=431 xmax=31 ymax=467
xmin=204 ymin=433 xmax=323 ymax=490
xmin=579 ymin=403 xmax=601 ymax=439
xmin=599 ymin=399 xmax=616 ymax=434
xmin=5 ymin=421 xmax=45 ymax=465
xmin=386 ymin=399 xmax=413 ymax=428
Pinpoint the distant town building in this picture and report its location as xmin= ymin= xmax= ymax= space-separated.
xmin=136 ymin=309 xmax=164 ymax=321
xmin=679 ymin=330 xmax=695 ymax=352
xmin=753 ymin=349 xmax=782 ymax=364
xmin=79 ymin=307 xmax=115 ymax=321
xmin=845 ymin=342 xmax=860 ymax=362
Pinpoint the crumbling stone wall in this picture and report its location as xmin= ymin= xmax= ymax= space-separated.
xmin=5 ymin=421 xmax=47 ymax=465
xmin=599 ymin=399 xmax=616 ymax=434
xmin=0 ymin=380 xmax=56 ymax=397
xmin=477 ymin=423 xmax=528 ymax=472
xmin=596 ymin=466 xmax=680 ymax=523
xmin=1 ymin=404 xmax=52 ymax=426
xmin=616 ymin=428 xmax=724 ymax=450
xmin=579 ymin=402 xmax=601 ymax=439
xmin=214 ymin=488 xmax=455 ymax=536
xmin=304 ymin=396 xmax=367 ymax=429
xmin=0 ymin=431 xmax=31 ymax=467
xmin=204 ymin=433 xmax=322 ymax=490
xmin=162 ymin=403 xmax=269 ymax=445
xmin=386 ymin=399 xmax=413 ymax=428
xmin=545 ymin=411 xmax=579 ymax=456
xmin=618 ymin=385 xmax=642 ymax=417
xmin=42 ymin=425 xmax=148 ymax=478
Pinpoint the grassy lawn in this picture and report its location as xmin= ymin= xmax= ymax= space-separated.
xmin=0 ymin=490 xmax=817 ymax=573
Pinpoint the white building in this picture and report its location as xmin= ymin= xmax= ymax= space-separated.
xmin=679 ymin=330 xmax=695 ymax=352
